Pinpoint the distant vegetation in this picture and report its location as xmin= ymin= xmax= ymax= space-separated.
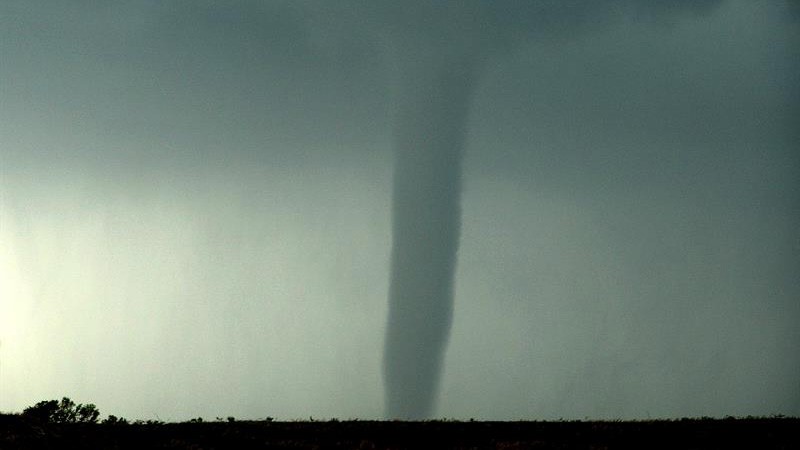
xmin=22 ymin=397 xmax=100 ymax=424
xmin=14 ymin=397 xmax=223 ymax=426
xmin=2 ymin=398 xmax=797 ymax=450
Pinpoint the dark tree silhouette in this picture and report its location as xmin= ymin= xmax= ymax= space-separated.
xmin=22 ymin=397 xmax=99 ymax=424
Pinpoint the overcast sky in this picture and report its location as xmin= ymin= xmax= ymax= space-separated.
xmin=1 ymin=0 xmax=798 ymax=421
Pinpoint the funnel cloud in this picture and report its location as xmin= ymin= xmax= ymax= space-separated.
xmin=384 ymin=43 xmax=481 ymax=419
xmin=380 ymin=0 xmax=728 ymax=419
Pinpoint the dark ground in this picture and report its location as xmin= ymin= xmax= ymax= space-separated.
xmin=1 ymin=414 xmax=797 ymax=449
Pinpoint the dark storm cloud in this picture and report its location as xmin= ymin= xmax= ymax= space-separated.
xmin=0 ymin=0 xmax=387 ymax=179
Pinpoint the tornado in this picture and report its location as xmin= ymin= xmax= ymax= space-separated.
xmin=383 ymin=41 xmax=482 ymax=419
xmin=377 ymin=0 xmax=725 ymax=420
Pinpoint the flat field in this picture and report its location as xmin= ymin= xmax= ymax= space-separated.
xmin=1 ymin=414 xmax=797 ymax=449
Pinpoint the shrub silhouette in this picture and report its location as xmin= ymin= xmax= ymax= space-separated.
xmin=22 ymin=400 xmax=58 ymax=423
xmin=22 ymin=397 xmax=99 ymax=424
xmin=76 ymin=402 xmax=100 ymax=423
xmin=102 ymin=415 xmax=129 ymax=425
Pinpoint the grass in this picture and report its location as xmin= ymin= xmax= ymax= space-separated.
xmin=1 ymin=413 xmax=798 ymax=449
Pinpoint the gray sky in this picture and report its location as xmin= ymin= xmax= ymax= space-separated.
xmin=1 ymin=0 xmax=798 ymax=420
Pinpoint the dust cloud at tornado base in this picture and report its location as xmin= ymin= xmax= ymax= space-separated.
xmin=0 ymin=0 xmax=798 ymax=420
